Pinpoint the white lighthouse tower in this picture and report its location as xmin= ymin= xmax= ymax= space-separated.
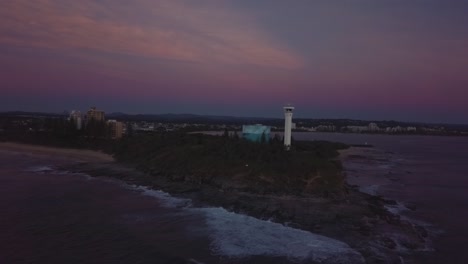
xmin=283 ymin=105 xmax=294 ymax=150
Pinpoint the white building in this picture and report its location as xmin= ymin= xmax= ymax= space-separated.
xmin=368 ymin=123 xmax=380 ymax=132
xmin=69 ymin=110 xmax=82 ymax=130
xmin=346 ymin=125 xmax=367 ymax=133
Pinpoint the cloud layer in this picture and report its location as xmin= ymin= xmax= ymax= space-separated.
xmin=0 ymin=0 xmax=301 ymax=69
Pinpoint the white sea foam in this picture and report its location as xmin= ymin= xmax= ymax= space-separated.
xmin=34 ymin=167 xmax=97 ymax=181
xmin=384 ymin=202 xmax=441 ymax=253
xmin=378 ymin=164 xmax=393 ymax=170
xmin=359 ymin=184 xmax=381 ymax=195
xmin=0 ymin=149 xmax=23 ymax=156
xmin=132 ymin=186 xmax=192 ymax=208
xmin=385 ymin=202 xmax=408 ymax=215
xmin=196 ymin=207 xmax=365 ymax=263
xmin=123 ymin=185 xmax=364 ymax=262
xmin=187 ymin=259 xmax=205 ymax=264
xmin=385 ymin=202 xmax=438 ymax=230
xmin=70 ymin=172 xmax=95 ymax=180
xmin=25 ymin=166 xmax=55 ymax=173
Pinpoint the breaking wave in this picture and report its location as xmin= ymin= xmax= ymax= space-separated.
xmin=196 ymin=207 xmax=364 ymax=263
xmin=25 ymin=166 xmax=55 ymax=173
xmin=126 ymin=184 xmax=364 ymax=262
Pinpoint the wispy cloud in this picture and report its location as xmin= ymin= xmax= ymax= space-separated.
xmin=0 ymin=0 xmax=301 ymax=69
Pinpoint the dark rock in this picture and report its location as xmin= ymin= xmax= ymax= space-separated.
xmin=383 ymin=199 xmax=397 ymax=205
xmin=405 ymin=202 xmax=417 ymax=211
xmin=365 ymin=255 xmax=388 ymax=264
xmin=401 ymin=239 xmax=419 ymax=250
xmin=414 ymin=225 xmax=428 ymax=238
xmin=385 ymin=214 xmax=401 ymax=225
xmin=312 ymin=224 xmax=322 ymax=231
xmin=358 ymin=226 xmax=372 ymax=236
xmin=380 ymin=236 xmax=397 ymax=249
xmin=369 ymin=204 xmax=387 ymax=215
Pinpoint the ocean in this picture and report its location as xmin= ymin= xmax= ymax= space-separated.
xmin=293 ymin=132 xmax=468 ymax=263
xmin=1 ymin=133 xmax=467 ymax=263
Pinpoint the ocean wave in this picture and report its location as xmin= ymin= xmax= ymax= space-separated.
xmin=385 ymin=202 xmax=408 ymax=215
xmin=132 ymin=185 xmax=193 ymax=208
xmin=195 ymin=207 xmax=365 ymax=263
xmin=25 ymin=165 xmax=55 ymax=173
xmin=124 ymin=184 xmax=364 ymax=262
xmin=359 ymin=184 xmax=381 ymax=195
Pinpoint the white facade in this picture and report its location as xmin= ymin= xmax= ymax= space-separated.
xmin=368 ymin=123 xmax=380 ymax=132
xmin=283 ymin=106 xmax=294 ymax=150
xmin=69 ymin=110 xmax=82 ymax=130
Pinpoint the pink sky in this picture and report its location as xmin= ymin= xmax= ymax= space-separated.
xmin=1 ymin=0 xmax=468 ymax=123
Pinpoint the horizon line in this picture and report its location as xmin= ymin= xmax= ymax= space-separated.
xmin=1 ymin=110 xmax=467 ymax=126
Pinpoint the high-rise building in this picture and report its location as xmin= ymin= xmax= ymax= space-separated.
xmin=86 ymin=107 xmax=105 ymax=123
xmin=107 ymin=120 xmax=123 ymax=139
xmin=69 ymin=110 xmax=82 ymax=130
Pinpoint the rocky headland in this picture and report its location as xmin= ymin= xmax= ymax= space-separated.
xmin=55 ymin=133 xmax=431 ymax=264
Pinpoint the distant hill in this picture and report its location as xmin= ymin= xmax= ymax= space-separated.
xmin=106 ymin=112 xmax=278 ymax=125
xmin=0 ymin=111 xmax=64 ymax=118
xmin=1 ymin=111 xmax=467 ymax=129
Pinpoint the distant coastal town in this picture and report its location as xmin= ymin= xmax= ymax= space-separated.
xmin=1 ymin=107 xmax=467 ymax=138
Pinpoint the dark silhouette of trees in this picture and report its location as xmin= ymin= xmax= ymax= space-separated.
xmin=261 ymin=132 xmax=266 ymax=144
xmin=126 ymin=122 xmax=134 ymax=138
xmin=85 ymin=119 xmax=106 ymax=139
xmin=232 ymin=131 xmax=240 ymax=140
xmin=222 ymin=128 xmax=229 ymax=138
xmin=113 ymin=132 xmax=348 ymax=195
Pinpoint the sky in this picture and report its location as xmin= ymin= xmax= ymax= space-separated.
xmin=1 ymin=0 xmax=468 ymax=123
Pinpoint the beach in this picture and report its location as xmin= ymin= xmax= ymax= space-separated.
xmin=0 ymin=142 xmax=114 ymax=163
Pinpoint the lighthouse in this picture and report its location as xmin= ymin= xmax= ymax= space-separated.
xmin=283 ymin=106 xmax=294 ymax=150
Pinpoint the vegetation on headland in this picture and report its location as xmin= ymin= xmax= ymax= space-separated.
xmin=114 ymin=132 xmax=349 ymax=195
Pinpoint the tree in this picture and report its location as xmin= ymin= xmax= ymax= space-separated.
xmin=126 ymin=122 xmax=134 ymax=137
xmin=272 ymin=133 xmax=281 ymax=144
xmin=233 ymin=131 xmax=240 ymax=140
xmin=222 ymin=128 xmax=229 ymax=138
xmin=261 ymin=132 xmax=266 ymax=144
xmin=85 ymin=119 xmax=106 ymax=139
xmin=196 ymin=133 xmax=203 ymax=144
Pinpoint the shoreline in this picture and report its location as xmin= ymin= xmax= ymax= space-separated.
xmin=0 ymin=142 xmax=431 ymax=263
xmin=0 ymin=142 xmax=114 ymax=163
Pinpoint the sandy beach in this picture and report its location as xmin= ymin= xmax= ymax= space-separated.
xmin=0 ymin=142 xmax=114 ymax=163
